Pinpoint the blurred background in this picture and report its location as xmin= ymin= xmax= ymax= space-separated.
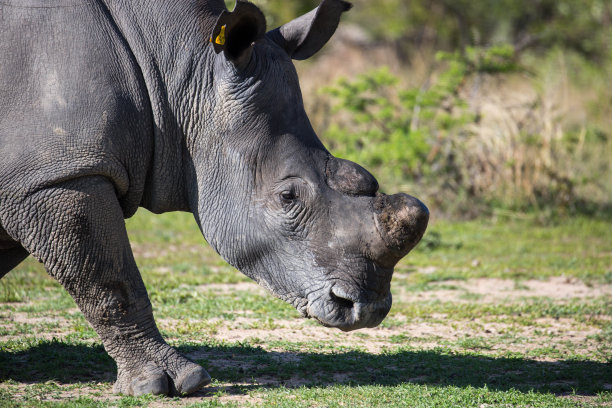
xmin=249 ymin=0 xmax=612 ymax=221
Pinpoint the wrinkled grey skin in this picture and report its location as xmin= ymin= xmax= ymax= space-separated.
xmin=0 ymin=0 xmax=428 ymax=397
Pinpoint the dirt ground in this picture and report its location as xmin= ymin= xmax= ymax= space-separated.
xmin=1 ymin=277 xmax=610 ymax=406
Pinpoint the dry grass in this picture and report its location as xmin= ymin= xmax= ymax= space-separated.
xmin=297 ymin=29 xmax=612 ymax=215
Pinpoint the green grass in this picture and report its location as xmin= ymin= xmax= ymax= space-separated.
xmin=402 ymin=216 xmax=612 ymax=284
xmin=1 ymin=210 xmax=611 ymax=407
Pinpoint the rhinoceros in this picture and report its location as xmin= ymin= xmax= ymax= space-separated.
xmin=0 ymin=0 xmax=428 ymax=396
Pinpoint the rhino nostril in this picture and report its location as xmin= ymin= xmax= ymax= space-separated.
xmin=329 ymin=287 xmax=354 ymax=309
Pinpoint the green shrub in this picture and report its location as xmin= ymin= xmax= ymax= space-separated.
xmin=322 ymin=51 xmax=476 ymax=183
xmin=321 ymin=45 xmax=611 ymax=217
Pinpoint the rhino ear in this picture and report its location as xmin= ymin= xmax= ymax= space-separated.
xmin=210 ymin=1 xmax=266 ymax=65
xmin=266 ymin=0 xmax=352 ymax=61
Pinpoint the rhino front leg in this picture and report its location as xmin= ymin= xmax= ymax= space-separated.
xmin=10 ymin=177 xmax=210 ymax=396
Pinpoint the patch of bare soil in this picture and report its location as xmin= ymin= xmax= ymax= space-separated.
xmin=400 ymin=276 xmax=612 ymax=303
xmin=0 ymin=382 xmax=119 ymax=405
xmin=198 ymin=282 xmax=267 ymax=295
xmin=563 ymin=395 xmax=612 ymax=407
xmin=0 ymin=382 xmax=263 ymax=408
xmin=182 ymin=277 xmax=610 ymax=358
xmin=0 ymin=309 xmax=85 ymax=341
xmin=190 ymin=315 xmax=603 ymax=359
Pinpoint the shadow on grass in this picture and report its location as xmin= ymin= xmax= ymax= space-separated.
xmin=1 ymin=341 xmax=609 ymax=396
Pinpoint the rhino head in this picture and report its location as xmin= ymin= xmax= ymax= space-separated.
xmin=188 ymin=0 xmax=429 ymax=331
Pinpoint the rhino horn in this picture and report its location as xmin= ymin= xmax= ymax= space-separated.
xmin=372 ymin=193 xmax=429 ymax=267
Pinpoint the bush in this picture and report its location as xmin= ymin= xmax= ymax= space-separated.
xmin=320 ymin=45 xmax=611 ymax=218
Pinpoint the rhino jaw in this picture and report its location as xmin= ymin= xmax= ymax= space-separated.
xmin=305 ymin=284 xmax=393 ymax=331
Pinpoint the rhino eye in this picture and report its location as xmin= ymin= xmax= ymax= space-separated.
xmin=280 ymin=190 xmax=297 ymax=203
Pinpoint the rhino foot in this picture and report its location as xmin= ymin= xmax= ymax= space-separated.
xmin=173 ymin=364 xmax=212 ymax=395
xmin=114 ymin=362 xmax=211 ymax=396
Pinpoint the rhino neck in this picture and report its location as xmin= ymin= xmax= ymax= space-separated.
xmin=103 ymin=0 xmax=224 ymax=213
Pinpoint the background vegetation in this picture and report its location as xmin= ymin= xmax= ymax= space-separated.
xmin=276 ymin=0 xmax=612 ymax=219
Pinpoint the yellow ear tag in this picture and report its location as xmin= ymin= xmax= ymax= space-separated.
xmin=215 ymin=25 xmax=226 ymax=46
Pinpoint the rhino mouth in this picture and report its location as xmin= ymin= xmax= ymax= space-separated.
xmin=305 ymin=285 xmax=392 ymax=332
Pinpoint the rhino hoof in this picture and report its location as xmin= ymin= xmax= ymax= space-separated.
xmin=113 ymin=365 xmax=169 ymax=396
xmin=114 ymin=363 xmax=210 ymax=397
xmin=174 ymin=365 xmax=212 ymax=395
xmin=131 ymin=368 xmax=169 ymax=396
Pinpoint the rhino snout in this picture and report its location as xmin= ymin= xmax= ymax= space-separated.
xmin=307 ymin=284 xmax=392 ymax=332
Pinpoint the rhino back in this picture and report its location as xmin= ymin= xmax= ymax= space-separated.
xmin=0 ymin=0 xmax=153 ymax=221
